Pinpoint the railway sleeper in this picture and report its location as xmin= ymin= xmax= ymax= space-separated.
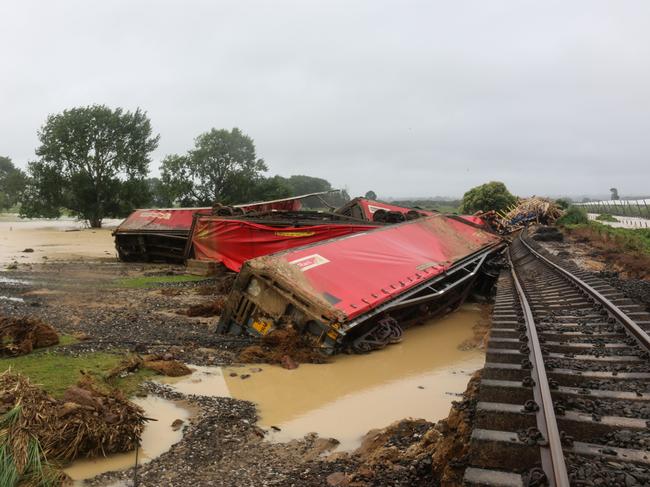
xmin=467 ymin=429 xmax=542 ymax=471
xmin=475 ymin=401 xmax=647 ymax=445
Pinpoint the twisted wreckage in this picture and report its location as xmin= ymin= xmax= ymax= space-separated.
xmin=114 ymin=196 xmax=505 ymax=354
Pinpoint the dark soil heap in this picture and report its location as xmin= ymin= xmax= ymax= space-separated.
xmin=238 ymin=327 xmax=328 ymax=367
xmin=179 ymin=297 xmax=226 ymax=317
xmin=0 ymin=315 xmax=59 ymax=356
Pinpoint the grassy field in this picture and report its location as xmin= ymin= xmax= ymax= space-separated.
xmin=2 ymin=343 xmax=155 ymax=398
xmin=564 ymin=222 xmax=650 ymax=254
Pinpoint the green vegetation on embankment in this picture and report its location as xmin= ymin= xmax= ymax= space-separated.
xmin=562 ymin=222 xmax=650 ymax=255
xmin=2 ymin=345 xmax=155 ymax=398
xmin=596 ymin=213 xmax=617 ymax=222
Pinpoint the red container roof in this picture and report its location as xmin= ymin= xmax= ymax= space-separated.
xmin=247 ymin=214 xmax=502 ymax=321
xmin=192 ymin=217 xmax=378 ymax=272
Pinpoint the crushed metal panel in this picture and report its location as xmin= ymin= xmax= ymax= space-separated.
xmin=335 ymin=197 xmax=434 ymax=222
xmin=218 ymin=214 xmax=504 ymax=353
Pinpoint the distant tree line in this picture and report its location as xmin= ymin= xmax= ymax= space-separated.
xmin=1 ymin=104 xmax=583 ymax=227
xmin=0 ymin=105 xmax=349 ymax=227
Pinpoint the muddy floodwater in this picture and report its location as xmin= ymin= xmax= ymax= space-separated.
xmin=164 ymin=304 xmax=486 ymax=450
xmin=63 ymin=396 xmax=192 ymax=483
xmin=0 ymin=216 xmax=120 ymax=265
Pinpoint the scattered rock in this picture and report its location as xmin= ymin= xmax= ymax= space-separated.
xmin=171 ymin=419 xmax=184 ymax=431
xmin=327 ymin=471 xmax=350 ymax=486
xmin=22 ymin=248 xmax=35 ymax=253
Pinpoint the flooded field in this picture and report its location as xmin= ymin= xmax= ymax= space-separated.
xmin=163 ymin=304 xmax=485 ymax=450
xmin=63 ymin=396 xmax=192 ymax=483
xmin=0 ymin=215 xmax=120 ymax=265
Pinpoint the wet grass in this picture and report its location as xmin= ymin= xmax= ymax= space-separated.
xmin=115 ymin=274 xmax=208 ymax=288
xmin=564 ymin=222 xmax=650 ymax=255
xmin=1 ymin=350 xmax=156 ymax=398
xmin=596 ymin=213 xmax=617 ymax=222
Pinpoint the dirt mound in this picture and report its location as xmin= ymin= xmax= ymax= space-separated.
xmin=108 ymin=355 xmax=192 ymax=378
xmin=194 ymin=273 xmax=236 ymax=296
xmin=345 ymin=418 xmax=439 ymax=485
xmin=0 ymin=315 xmax=59 ymax=356
xmin=180 ymin=297 xmax=225 ymax=317
xmin=0 ymin=370 xmax=146 ymax=484
xmin=237 ymin=327 xmax=327 ymax=367
xmin=431 ymin=370 xmax=481 ymax=485
xmin=144 ymin=359 xmax=192 ymax=377
xmin=530 ymin=225 xmax=563 ymax=242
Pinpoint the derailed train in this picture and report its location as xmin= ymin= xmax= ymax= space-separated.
xmin=217 ymin=214 xmax=505 ymax=353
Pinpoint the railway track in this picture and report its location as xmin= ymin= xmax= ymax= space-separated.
xmin=463 ymin=229 xmax=650 ymax=487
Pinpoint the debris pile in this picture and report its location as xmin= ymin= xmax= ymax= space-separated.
xmin=107 ymin=354 xmax=192 ymax=378
xmin=0 ymin=315 xmax=59 ymax=356
xmin=500 ymin=197 xmax=564 ymax=230
xmin=529 ymin=225 xmax=564 ymax=242
xmin=0 ymin=371 xmax=146 ymax=482
xmin=179 ymin=297 xmax=226 ymax=317
xmin=238 ymin=327 xmax=328 ymax=368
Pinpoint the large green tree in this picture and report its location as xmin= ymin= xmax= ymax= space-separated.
xmin=0 ymin=156 xmax=27 ymax=210
xmin=161 ymin=128 xmax=268 ymax=206
xmin=21 ymin=105 xmax=159 ymax=227
xmin=461 ymin=181 xmax=517 ymax=213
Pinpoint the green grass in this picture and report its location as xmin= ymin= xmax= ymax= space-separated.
xmin=115 ymin=274 xmax=208 ymax=288
xmin=564 ymin=222 xmax=650 ymax=255
xmin=557 ymin=205 xmax=589 ymax=225
xmin=596 ymin=213 xmax=617 ymax=222
xmin=1 ymin=350 xmax=156 ymax=398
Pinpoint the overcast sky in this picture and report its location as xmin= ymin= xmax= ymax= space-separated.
xmin=2 ymin=1 xmax=649 ymax=199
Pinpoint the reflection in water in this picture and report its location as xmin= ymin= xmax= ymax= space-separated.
xmin=164 ymin=304 xmax=486 ymax=450
xmin=63 ymin=396 xmax=191 ymax=482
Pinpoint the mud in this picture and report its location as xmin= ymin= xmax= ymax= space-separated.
xmin=0 ymin=218 xmax=121 ymax=266
xmin=178 ymin=297 xmax=225 ymax=317
xmin=2 ymin=219 xmax=491 ymax=486
xmin=238 ymin=326 xmax=328 ymax=366
xmin=551 ymin=225 xmax=650 ymax=279
xmin=165 ymin=305 xmax=485 ymax=451
xmin=0 ymin=314 xmax=59 ymax=356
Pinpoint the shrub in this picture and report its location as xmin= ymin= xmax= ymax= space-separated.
xmin=557 ymin=206 xmax=588 ymax=225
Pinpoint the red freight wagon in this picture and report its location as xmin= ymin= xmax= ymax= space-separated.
xmin=190 ymin=215 xmax=379 ymax=272
xmin=218 ymin=214 xmax=504 ymax=353
xmin=113 ymin=192 xmax=329 ymax=262
xmin=335 ymin=197 xmax=434 ymax=222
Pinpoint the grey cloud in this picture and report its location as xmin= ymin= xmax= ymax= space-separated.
xmin=1 ymin=0 xmax=649 ymax=199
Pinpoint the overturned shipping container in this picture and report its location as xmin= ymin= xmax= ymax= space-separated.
xmin=218 ymin=214 xmax=504 ymax=353
xmin=335 ymin=197 xmax=433 ymax=222
xmin=113 ymin=193 xmax=330 ymax=263
xmin=189 ymin=212 xmax=379 ymax=272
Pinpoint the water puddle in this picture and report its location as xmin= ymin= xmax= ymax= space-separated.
xmin=0 ymin=295 xmax=24 ymax=302
xmin=0 ymin=275 xmax=30 ymax=286
xmin=163 ymin=304 xmax=486 ymax=450
xmin=63 ymin=396 xmax=191 ymax=483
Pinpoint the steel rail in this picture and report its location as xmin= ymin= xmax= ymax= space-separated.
xmin=520 ymin=230 xmax=650 ymax=352
xmin=508 ymin=246 xmax=571 ymax=487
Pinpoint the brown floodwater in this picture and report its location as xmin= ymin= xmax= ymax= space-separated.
xmin=0 ymin=218 xmax=119 ymax=265
xmin=63 ymin=396 xmax=192 ymax=483
xmin=163 ymin=304 xmax=486 ymax=450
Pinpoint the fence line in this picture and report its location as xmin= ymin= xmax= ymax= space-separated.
xmin=576 ymin=199 xmax=650 ymax=219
